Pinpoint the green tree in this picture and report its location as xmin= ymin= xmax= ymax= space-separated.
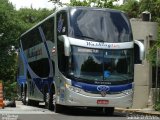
xmin=69 ymin=0 xmax=118 ymax=8
xmin=49 ymin=0 xmax=118 ymax=8
xmin=118 ymin=0 xmax=140 ymax=18
xmin=138 ymin=0 xmax=160 ymax=65
xmin=16 ymin=8 xmax=54 ymax=32
xmin=0 ymin=0 xmax=54 ymax=100
xmin=0 ymin=0 xmax=18 ymax=81
xmin=0 ymin=0 xmax=19 ymax=100
xmin=139 ymin=0 xmax=160 ymax=21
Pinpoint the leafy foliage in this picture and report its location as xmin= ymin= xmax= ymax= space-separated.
xmin=0 ymin=0 xmax=18 ymax=82
xmin=138 ymin=0 xmax=160 ymax=65
xmin=69 ymin=0 xmax=118 ymax=8
xmin=0 ymin=0 xmax=53 ymax=100
xmin=16 ymin=8 xmax=54 ymax=31
xmin=118 ymin=0 xmax=140 ymax=18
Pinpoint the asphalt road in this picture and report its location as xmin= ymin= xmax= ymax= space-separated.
xmin=0 ymin=101 xmax=128 ymax=120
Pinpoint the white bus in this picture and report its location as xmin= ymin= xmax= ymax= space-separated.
xmin=17 ymin=6 xmax=144 ymax=115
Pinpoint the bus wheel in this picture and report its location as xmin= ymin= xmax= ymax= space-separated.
xmin=22 ymin=91 xmax=26 ymax=105
xmin=22 ymin=86 xmax=27 ymax=105
xmin=53 ymin=92 xmax=63 ymax=113
xmin=44 ymin=92 xmax=49 ymax=109
xmin=28 ymin=100 xmax=39 ymax=106
xmin=44 ymin=91 xmax=54 ymax=110
xmin=48 ymin=91 xmax=54 ymax=110
xmin=103 ymin=107 xmax=114 ymax=116
xmin=54 ymin=104 xmax=63 ymax=113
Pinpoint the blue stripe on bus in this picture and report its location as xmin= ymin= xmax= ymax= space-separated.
xmin=71 ymin=81 xmax=133 ymax=92
xmin=32 ymin=77 xmax=53 ymax=92
xmin=44 ymin=41 xmax=51 ymax=59
xmin=17 ymin=75 xmax=26 ymax=85
xmin=17 ymin=49 xmax=27 ymax=85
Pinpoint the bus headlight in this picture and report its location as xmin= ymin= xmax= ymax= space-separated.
xmin=122 ymin=89 xmax=133 ymax=95
xmin=65 ymin=83 xmax=82 ymax=93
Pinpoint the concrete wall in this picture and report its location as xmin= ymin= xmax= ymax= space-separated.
xmin=131 ymin=20 xmax=157 ymax=41
xmin=130 ymin=20 xmax=158 ymax=108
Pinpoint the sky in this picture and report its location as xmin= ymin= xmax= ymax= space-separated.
xmin=9 ymin=0 xmax=70 ymax=10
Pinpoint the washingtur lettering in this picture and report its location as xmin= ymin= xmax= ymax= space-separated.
xmin=86 ymin=41 xmax=120 ymax=48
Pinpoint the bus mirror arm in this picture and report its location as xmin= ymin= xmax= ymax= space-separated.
xmin=58 ymin=35 xmax=70 ymax=56
xmin=134 ymin=40 xmax=145 ymax=61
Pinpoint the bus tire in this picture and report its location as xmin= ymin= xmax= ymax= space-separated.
xmin=103 ymin=107 xmax=114 ymax=116
xmin=54 ymin=104 xmax=63 ymax=113
xmin=48 ymin=91 xmax=54 ymax=110
xmin=52 ymin=89 xmax=63 ymax=113
xmin=45 ymin=92 xmax=54 ymax=110
xmin=20 ymin=85 xmax=23 ymax=100
xmin=44 ymin=88 xmax=54 ymax=110
xmin=22 ymin=85 xmax=27 ymax=105
xmin=27 ymin=100 xmax=39 ymax=106
xmin=22 ymin=91 xmax=26 ymax=105
xmin=44 ymin=92 xmax=49 ymax=109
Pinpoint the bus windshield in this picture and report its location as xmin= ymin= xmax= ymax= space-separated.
xmin=68 ymin=46 xmax=134 ymax=83
xmin=69 ymin=9 xmax=132 ymax=43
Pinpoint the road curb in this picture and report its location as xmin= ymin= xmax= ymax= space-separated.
xmin=115 ymin=108 xmax=160 ymax=116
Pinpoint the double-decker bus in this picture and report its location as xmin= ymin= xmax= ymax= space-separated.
xmin=17 ymin=7 xmax=144 ymax=115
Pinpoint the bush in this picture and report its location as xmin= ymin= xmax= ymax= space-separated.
xmin=155 ymin=101 xmax=160 ymax=111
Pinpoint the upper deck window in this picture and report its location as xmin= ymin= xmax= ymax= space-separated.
xmin=69 ymin=9 xmax=132 ymax=43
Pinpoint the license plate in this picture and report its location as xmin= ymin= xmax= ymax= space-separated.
xmin=97 ymin=100 xmax=109 ymax=104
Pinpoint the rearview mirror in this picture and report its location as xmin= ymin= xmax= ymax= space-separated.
xmin=134 ymin=40 xmax=145 ymax=64
xmin=58 ymin=35 xmax=70 ymax=56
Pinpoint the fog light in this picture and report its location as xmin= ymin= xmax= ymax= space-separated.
xmin=65 ymin=83 xmax=82 ymax=93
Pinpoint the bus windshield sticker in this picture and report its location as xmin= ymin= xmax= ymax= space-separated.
xmin=104 ymin=70 xmax=111 ymax=78
xmin=78 ymin=48 xmax=99 ymax=53
xmin=57 ymin=14 xmax=64 ymax=33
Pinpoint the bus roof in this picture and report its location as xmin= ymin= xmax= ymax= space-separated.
xmin=20 ymin=6 xmax=125 ymax=38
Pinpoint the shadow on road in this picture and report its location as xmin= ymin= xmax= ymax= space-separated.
xmin=37 ymin=104 xmax=126 ymax=117
xmin=61 ymin=107 xmax=126 ymax=117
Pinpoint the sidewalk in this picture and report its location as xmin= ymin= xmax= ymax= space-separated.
xmin=115 ymin=107 xmax=160 ymax=116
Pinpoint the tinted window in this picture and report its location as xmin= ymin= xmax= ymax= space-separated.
xmin=21 ymin=28 xmax=42 ymax=50
xmin=68 ymin=46 xmax=133 ymax=83
xmin=29 ymin=58 xmax=50 ymax=78
xmin=57 ymin=11 xmax=68 ymax=73
xmin=69 ymin=9 xmax=132 ymax=42
xmin=57 ymin=11 xmax=68 ymax=35
xmin=41 ymin=17 xmax=55 ymax=42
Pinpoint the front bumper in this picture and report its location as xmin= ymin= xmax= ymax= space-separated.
xmin=58 ymin=87 xmax=133 ymax=108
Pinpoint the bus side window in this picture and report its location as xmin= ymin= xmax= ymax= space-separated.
xmin=41 ymin=17 xmax=55 ymax=42
xmin=22 ymin=28 xmax=42 ymax=50
xmin=57 ymin=11 xmax=68 ymax=35
xmin=57 ymin=11 xmax=68 ymax=74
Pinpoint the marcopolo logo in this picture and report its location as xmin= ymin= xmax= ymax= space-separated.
xmin=97 ymin=85 xmax=110 ymax=92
